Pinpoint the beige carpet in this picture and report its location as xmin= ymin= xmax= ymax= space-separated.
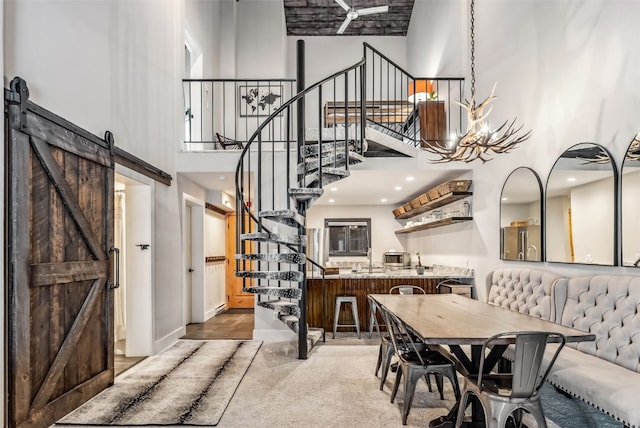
xmin=57 ymin=340 xmax=261 ymax=426
xmin=56 ymin=337 xmax=560 ymax=427
xmin=220 ymin=340 xmax=559 ymax=428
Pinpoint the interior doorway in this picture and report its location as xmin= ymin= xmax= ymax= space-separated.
xmin=182 ymin=194 xmax=205 ymax=324
xmin=114 ymin=169 xmax=154 ymax=358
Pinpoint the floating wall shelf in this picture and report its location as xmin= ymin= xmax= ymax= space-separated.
xmin=395 ymin=191 xmax=473 ymax=220
xmin=395 ymin=217 xmax=473 ymax=234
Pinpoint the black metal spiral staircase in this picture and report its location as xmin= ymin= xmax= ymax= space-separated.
xmin=233 ymin=42 xmax=463 ymax=359
xmin=234 ymin=40 xmax=368 ymax=359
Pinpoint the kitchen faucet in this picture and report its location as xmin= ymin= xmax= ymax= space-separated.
xmin=367 ymin=248 xmax=372 ymax=273
xmin=527 ymin=245 xmax=538 ymax=260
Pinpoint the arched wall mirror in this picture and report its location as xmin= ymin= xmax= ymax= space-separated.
xmin=500 ymin=167 xmax=543 ymax=261
xmin=545 ymin=143 xmax=617 ymax=265
xmin=621 ymin=132 xmax=640 ymax=267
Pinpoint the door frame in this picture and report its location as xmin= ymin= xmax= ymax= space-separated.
xmin=115 ymin=167 xmax=154 ymax=357
xmin=182 ymin=193 xmax=205 ymax=323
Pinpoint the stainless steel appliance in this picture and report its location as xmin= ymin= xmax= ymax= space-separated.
xmin=306 ymin=228 xmax=329 ymax=274
xmin=383 ymin=251 xmax=410 ymax=268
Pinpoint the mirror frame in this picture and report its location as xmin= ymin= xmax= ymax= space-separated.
xmin=620 ymin=132 xmax=640 ymax=267
xmin=499 ymin=167 xmax=544 ymax=262
xmin=544 ymin=142 xmax=618 ymax=266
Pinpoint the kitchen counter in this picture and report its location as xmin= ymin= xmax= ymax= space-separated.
xmin=306 ymin=271 xmax=475 ymax=333
xmin=318 ymin=269 xmax=473 ymax=279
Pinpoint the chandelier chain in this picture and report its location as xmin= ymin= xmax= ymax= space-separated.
xmin=470 ymin=0 xmax=476 ymax=99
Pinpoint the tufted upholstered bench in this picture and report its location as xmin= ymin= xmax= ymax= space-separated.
xmin=487 ymin=269 xmax=640 ymax=427
xmin=485 ymin=268 xmax=563 ymax=321
xmin=544 ymin=275 xmax=640 ymax=427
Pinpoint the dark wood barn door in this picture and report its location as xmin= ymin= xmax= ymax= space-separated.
xmin=6 ymin=78 xmax=116 ymax=427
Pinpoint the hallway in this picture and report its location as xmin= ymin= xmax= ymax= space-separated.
xmin=115 ymin=309 xmax=254 ymax=375
xmin=182 ymin=308 xmax=254 ymax=340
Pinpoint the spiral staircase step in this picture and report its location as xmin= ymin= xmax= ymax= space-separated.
xmin=244 ymin=286 xmax=302 ymax=299
xmin=259 ymin=209 xmax=306 ymax=229
xmin=241 ymin=232 xmax=305 ymax=246
xmin=236 ymin=252 xmax=306 ymax=264
xmin=257 ymin=300 xmax=301 ymax=317
xmin=300 ymin=167 xmax=350 ymax=187
xmin=237 ymin=270 xmax=304 ymax=282
xmin=297 ymin=150 xmax=365 ymax=174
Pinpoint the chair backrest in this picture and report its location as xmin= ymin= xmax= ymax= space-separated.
xmin=382 ymin=308 xmax=426 ymax=365
xmin=478 ymin=331 xmax=566 ymax=398
xmin=215 ymin=133 xmax=244 ymax=150
xmin=389 ymin=285 xmax=425 ymax=295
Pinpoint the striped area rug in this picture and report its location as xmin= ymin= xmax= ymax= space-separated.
xmin=58 ymin=340 xmax=262 ymax=426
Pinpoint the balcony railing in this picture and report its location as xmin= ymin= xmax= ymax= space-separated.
xmin=363 ymin=42 xmax=465 ymax=149
xmin=182 ymin=78 xmax=296 ymax=151
xmin=182 ymin=47 xmax=464 ymax=153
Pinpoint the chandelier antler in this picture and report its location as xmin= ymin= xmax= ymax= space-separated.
xmin=626 ymin=136 xmax=640 ymax=162
xmin=422 ymin=0 xmax=531 ymax=163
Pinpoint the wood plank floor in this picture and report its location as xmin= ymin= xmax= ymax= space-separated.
xmin=115 ymin=309 xmax=254 ymax=375
xmin=182 ymin=308 xmax=254 ymax=340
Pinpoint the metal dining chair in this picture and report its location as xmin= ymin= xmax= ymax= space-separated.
xmin=369 ymin=285 xmax=425 ymax=338
xmin=374 ymin=298 xmax=428 ymax=392
xmin=455 ymin=331 xmax=566 ymax=428
xmin=372 ymin=286 xmax=427 ymax=392
xmin=384 ymin=309 xmax=460 ymax=425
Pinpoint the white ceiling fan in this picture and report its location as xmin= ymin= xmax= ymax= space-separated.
xmin=335 ymin=0 xmax=389 ymax=34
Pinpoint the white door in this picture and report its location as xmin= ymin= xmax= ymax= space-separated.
xmin=184 ymin=205 xmax=193 ymax=324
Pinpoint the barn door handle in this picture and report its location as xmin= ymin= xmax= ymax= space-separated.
xmin=109 ymin=246 xmax=121 ymax=289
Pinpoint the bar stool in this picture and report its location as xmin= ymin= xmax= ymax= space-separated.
xmin=333 ymin=296 xmax=361 ymax=339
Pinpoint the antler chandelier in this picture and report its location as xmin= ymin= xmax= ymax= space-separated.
xmin=422 ymin=0 xmax=531 ymax=163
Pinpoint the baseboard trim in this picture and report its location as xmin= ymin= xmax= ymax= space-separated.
xmin=253 ymin=329 xmax=297 ymax=342
xmin=154 ymin=326 xmax=186 ymax=354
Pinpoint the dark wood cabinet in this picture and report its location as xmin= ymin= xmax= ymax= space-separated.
xmin=419 ymin=101 xmax=446 ymax=148
xmin=307 ymin=276 xmax=461 ymax=333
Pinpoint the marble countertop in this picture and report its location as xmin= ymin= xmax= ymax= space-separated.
xmin=312 ymin=269 xmax=473 ymax=280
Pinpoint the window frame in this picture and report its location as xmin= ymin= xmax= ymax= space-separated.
xmin=324 ymin=218 xmax=371 ymax=257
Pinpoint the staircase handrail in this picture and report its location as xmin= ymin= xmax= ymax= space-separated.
xmin=234 ymin=56 xmax=366 ymax=239
xmin=363 ymin=42 xmax=417 ymax=80
xmin=363 ymin=42 xmax=464 ymax=82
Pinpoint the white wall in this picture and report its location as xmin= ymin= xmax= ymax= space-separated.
xmin=4 ymin=0 xmax=185 ymax=351
xmin=405 ymin=0 xmax=640 ymax=300
xmin=407 ymin=0 xmax=466 ymax=76
xmin=306 ymin=204 xmax=405 ymax=264
xmin=185 ymin=0 xmax=221 ymax=78
xmin=286 ymin=36 xmax=407 ymax=85
xmin=204 ymin=210 xmax=226 ymax=316
xmin=237 ymin=0 xmax=287 ymax=78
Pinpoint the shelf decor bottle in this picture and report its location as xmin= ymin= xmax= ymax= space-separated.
xmin=416 ymin=252 xmax=425 ymax=275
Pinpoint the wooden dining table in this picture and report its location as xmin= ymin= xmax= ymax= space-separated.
xmin=370 ymin=293 xmax=596 ymax=427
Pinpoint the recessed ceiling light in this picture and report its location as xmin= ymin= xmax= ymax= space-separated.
xmin=218 ymin=175 xmax=226 ymax=180
xmin=328 ymin=199 xmax=335 ymax=203
xmin=330 ymin=187 xmax=337 ymax=192
xmin=394 ymin=186 xmax=402 ymax=191
xmin=567 ymin=177 xmax=576 ymax=182
xmin=502 ymin=197 xmax=508 ymax=201
xmin=406 ymin=176 xmax=415 ymax=181
xmin=380 ymin=198 xmax=387 ymax=202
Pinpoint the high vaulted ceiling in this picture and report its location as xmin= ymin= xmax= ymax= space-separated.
xmin=283 ymin=0 xmax=415 ymax=36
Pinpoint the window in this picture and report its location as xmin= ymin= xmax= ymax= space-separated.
xmin=325 ymin=218 xmax=371 ymax=257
